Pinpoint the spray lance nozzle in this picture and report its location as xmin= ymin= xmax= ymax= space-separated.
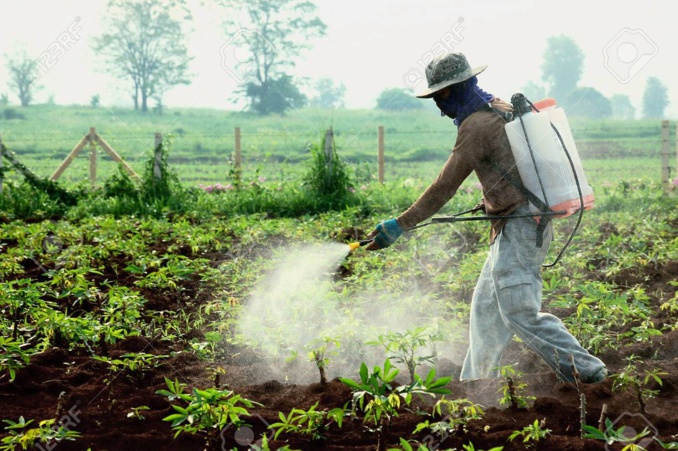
xmin=348 ymin=239 xmax=373 ymax=251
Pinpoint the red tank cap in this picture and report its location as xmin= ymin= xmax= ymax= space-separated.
xmin=532 ymin=98 xmax=557 ymax=111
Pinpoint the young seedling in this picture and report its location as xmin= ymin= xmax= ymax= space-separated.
xmin=1 ymin=416 xmax=81 ymax=450
xmin=611 ymin=355 xmax=668 ymax=414
xmin=340 ymin=359 xmax=451 ymax=451
xmin=307 ymin=337 xmax=340 ymax=385
xmin=367 ymin=326 xmax=443 ymax=384
xmin=269 ymin=401 xmax=346 ymax=441
xmin=413 ymin=397 xmax=485 ymax=437
xmin=495 ymin=365 xmax=534 ymax=410
xmin=156 ymin=377 xmax=260 ymax=446
xmin=508 ymin=419 xmax=551 ymax=449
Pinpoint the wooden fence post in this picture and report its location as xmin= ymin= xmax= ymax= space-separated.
xmin=378 ymin=126 xmax=385 ymax=183
xmin=89 ymin=127 xmax=97 ymax=185
xmin=324 ymin=127 xmax=334 ymax=185
xmin=154 ymin=132 xmax=163 ymax=180
xmin=661 ymin=120 xmax=670 ymax=191
xmin=234 ymin=127 xmax=242 ymax=171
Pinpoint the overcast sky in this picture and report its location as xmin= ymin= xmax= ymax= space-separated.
xmin=0 ymin=0 xmax=674 ymax=117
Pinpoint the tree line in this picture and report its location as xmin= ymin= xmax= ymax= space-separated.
xmin=1 ymin=3 xmax=670 ymax=119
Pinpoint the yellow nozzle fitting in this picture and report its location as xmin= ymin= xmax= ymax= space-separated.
xmin=348 ymin=239 xmax=373 ymax=251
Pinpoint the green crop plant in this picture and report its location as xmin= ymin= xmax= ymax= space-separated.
xmin=414 ymin=398 xmax=485 ymax=437
xmin=127 ymin=406 xmax=150 ymax=421
xmin=156 ymin=377 xmax=260 ymax=445
xmin=0 ymin=336 xmax=32 ymax=383
xmin=340 ymin=359 xmax=451 ymax=451
xmin=583 ymin=417 xmax=652 ymax=448
xmin=1 ymin=416 xmax=81 ymax=451
xmin=367 ymin=326 xmax=444 ymax=384
xmin=508 ymin=419 xmax=551 ymax=449
xmin=389 ymin=438 xmax=503 ymax=451
xmin=269 ymin=401 xmax=346 ymax=441
xmin=288 ymin=336 xmax=340 ymax=385
xmin=93 ymin=353 xmax=168 ymax=381
xmin=496 ymin=365 xmax=534 ymax=410
xmin=611 ymin=355 xmax=668 ymax=414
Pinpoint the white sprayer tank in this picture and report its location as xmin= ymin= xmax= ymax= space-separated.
xmin=504 ymin=98 xmax=594 ymax=217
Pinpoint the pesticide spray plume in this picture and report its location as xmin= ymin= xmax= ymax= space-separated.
xmin=233 ymin=239 xmax=465 ymax=385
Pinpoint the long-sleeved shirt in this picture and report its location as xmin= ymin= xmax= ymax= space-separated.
xmin=397 ymin=108 xmax=528 ymax=243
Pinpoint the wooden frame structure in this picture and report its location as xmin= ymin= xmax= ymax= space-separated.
xmin=50 ymin=127 xmax=140 ymax=184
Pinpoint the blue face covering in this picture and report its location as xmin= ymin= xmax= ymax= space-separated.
xmin=435 ymin=76 xmax=494 ymax=128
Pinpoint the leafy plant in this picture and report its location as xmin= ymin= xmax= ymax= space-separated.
xmin=1 ymin=416 xmax=80 ymax=451
xmin=367 ymin=326 xmax=443 ymax=384
xmin=156 ymin=377 xmax=259 ymax=443
xmin=583 ymin=417 xmax=651 ymax=447
xmin=303 ymin=130 xmax=354 ymax=210
xmin=269 ymin=401 xmax=346 ymax=441
xmin=508 ymin=419 xmax=551 ymax=448
xmin=340 ymin=359 xmax=451 ymax=451
xmin=0 ymin=336 xmax=31 ymax=382
xmin=413 ymin=398 xmax=485 ymax=437
xmin=611 ymin=356 xmax=668 ymax=414
xmin=496 ymin=365 xmax=534 ymax=410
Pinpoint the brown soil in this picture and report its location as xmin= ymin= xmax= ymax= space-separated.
xmin=2 ymin=242 xmax=678 ymax=451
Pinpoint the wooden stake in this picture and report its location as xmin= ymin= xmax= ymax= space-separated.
xmin=95 ymin=134 xmax=141 ymax=182
xmin=153 ymin=132 xmax=163 ymax=180
xmin=89 ymin=127 xmax=97 ymax=185
xmin=324 ymin=127 xmax=334 ymax=186
xmin=234 ymin=127 xmax=242 ymax=170
xmin=378 ymin=126 xmax=384 ymax=184
xmin=597 ymin=403 xmax=608 ymax=432
xmin=661 ymin=120 xmax=670 ymax=191
xmin=51 ymin=133 xmax=89 ymax=180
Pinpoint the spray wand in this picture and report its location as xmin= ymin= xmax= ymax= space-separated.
xmin=348 ymin=239 xmax=373 ymax=251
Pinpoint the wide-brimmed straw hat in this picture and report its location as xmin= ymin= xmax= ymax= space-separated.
xmin=416 ymin=52 xmax=487 ymax=98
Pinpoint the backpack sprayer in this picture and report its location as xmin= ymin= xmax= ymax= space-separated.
xmin=349 ymin=93 xmax=594 ymax=267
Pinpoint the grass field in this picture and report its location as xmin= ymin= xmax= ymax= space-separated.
xmin=0 ymin=104 xmax=673 ymax=188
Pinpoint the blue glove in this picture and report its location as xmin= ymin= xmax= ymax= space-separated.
xmin=371 ymin=219 xmax=403 ymax=249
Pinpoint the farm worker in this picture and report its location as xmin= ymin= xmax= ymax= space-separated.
xmin=366 ymin=52 xmax=607 ymax=384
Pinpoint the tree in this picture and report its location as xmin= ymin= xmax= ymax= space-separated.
xmin=561 ymin=87 xmax=612 ymax=119
xmin=610 ymin=94 xmax=635 ymax=119
xmin=642 ymin=76 xmax=669 ymax=119
xmin=5 ymin=48 xmax=42 ymax=107
xmin=541 ymin=35 xmax=584 ymax=101
xmin=309 ymin=78 xmax=346 ymax=109
xmin=220 ymin=0 xmax=326 ymax=115
xmin=375 ymin=88 xmax=422 ymax=111
xmin=245 ymin=74 xmax=306 ymax=115
xmin=92 ymin=0 xmax=192 ymax=112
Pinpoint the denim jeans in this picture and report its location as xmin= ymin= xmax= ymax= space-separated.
xmin=459 ymin=207 xmax=606 ymax=382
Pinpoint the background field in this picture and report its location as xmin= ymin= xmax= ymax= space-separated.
xmin=0 ymin=105 xmax=674 ymax=189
